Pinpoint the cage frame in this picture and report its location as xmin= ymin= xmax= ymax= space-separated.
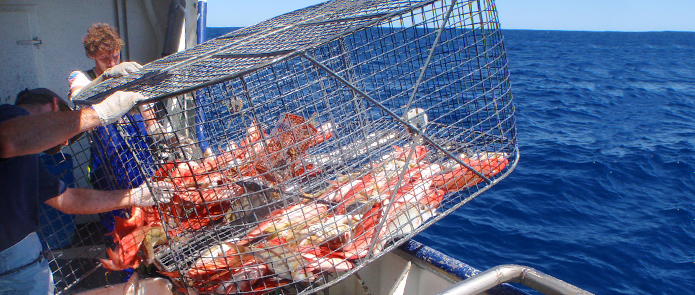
xmin=48 ymin=0 xmax=521 ymax=294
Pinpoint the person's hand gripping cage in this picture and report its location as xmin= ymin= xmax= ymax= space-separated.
xmin=130 ymin=181 xmax=174 ymax=207
xmin=90 ymin=91 xmax=148 ymax=126
xmin=88 ymin=90 xmax=177 ymax=206
xmin=101 ymin=62 xmax=143 ymax=80
xmin=71 ymin=61 xmax=144 ymax=99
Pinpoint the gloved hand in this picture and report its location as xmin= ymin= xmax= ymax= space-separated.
xmin=91 ymin=91 xmax=147 ymax=125
xmin=130 ymin=181 xmax=174 ymax=207
xmin=102 ymin=62 xmax=143 ymax=79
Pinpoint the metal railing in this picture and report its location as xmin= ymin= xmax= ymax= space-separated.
xmin=437 ymin=265 xmax=595 ymax=295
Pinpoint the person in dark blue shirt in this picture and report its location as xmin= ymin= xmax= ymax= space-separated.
xmin=0 ymin=88 xmax=173 ymax=294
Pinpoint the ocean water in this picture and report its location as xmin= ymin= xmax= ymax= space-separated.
xmin=207 ymin=28 xmax=695 ymax=294
xmin=420 ymin=30 xmax=695 ymax=295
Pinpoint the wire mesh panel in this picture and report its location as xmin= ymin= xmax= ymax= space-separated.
xmin=71 ymin=0 xmax=517 ymax=293
xmin=36 ymin=136 xmax=125 ymax=294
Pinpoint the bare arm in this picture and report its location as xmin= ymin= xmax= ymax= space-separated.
xmin=0 ymin=108 xmax=101 ymax=158
xmin=45 ymin=181 xmax=173 ymax=214
xmin=69 ymin=85 xmax=85 ymax=98
xmin=44 ymin=187 xmax=137 ymax=215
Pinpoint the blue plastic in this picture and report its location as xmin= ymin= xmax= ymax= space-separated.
xmin=88 ymin=113 xmax=152 ymax=279
xmin=195 ymin=0 xmax=211 ymax=153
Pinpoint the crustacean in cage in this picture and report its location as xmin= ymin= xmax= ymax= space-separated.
xmin=99 ymin=206 xmax=167 ymax=271
xmin=99 ymin=113 xmax=333 ymax=271
xmin=152 ymin=113 xmax=332 ymax=189
xmin=66 ymin=1 xmax=520 ymax=294
xmin=153 ymin=146 xmax=510 ymax=293
xmin=98 ymin=112 xmax=510 ymax=293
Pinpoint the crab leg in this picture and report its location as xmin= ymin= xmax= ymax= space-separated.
xmin=433 ymin=153 xmax=509 ymax=192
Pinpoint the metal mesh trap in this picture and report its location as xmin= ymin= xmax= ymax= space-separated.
xmin=36 ymin=138 xmax=123 ymax=293
xmin=64 ymin=0 xmax=518 ymax=294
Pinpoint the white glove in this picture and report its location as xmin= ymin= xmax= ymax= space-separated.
xmin=91 ymin=91 xmax=147 ymax=125
xmin=102 ymin=62 xmax=143 ymax=79
xmin=130 ymin=181 xmax=174 ymax=207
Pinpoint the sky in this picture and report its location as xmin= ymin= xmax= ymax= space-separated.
xmin=206 ymin=0 xmax=695 ymax=32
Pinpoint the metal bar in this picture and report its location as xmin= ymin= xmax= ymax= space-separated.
xmin=404 ymin=0 xmax=458 ymax=111
xmin=71 ymin=52 xmax=294 ymax=106
xmin=396 ymin=240 xmax=527 ymax=295
xmin=194 ymin=0 xmax=211 ymax=154
xmin=301 ymin=52 xmax=492 ymax=183
xmin=384 ymin=4 xmax=461 ymax=246
xmin=367 ymin=141 xmax=419 ymax=258
xmin=296 ymin=12 xmax=390 ymax=27
xmin=48 ymin=245 xmax=107 ymax=260
xmin=476 ymin=0 xmax=503 ymax=137
xmin=437 ymin=265 xmax=595 ymax=295
xmin=213 ymin=50 xmax=296 ymax=58
xmin=196 ymin=0 xmax=207 ymax=45
xmin=115 ymin=0 xmax=130 ymax=61
xmin=162 ymin=0 xmax=186 ymax=56
xmin=16 ymin=38 xmax=41 ymax=46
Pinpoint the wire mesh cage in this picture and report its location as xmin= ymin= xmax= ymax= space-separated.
xmin=36 ymin=137 xmax=125 ymax=293
xmin=67 ymin=0 xmax=518 ymax=293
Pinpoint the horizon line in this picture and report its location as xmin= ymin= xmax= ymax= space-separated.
xmin=206 ymin=26 xmax=695 ymax=33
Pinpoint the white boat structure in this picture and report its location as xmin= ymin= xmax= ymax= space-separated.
xmin=1 ymin=0 xmax=593 ymax=294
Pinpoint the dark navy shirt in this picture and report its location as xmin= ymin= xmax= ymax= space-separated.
xmin=0 ymin=104 xmax=67 ymax=252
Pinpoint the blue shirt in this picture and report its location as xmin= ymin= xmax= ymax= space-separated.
xmin=0 ymin=104 xmax=67 ymax=252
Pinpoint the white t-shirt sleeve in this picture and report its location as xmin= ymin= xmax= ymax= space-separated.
xmin=68 ymin=70 xmax=91 ymax=97
xmin=68 ymin=70 xmax=90 ymax=89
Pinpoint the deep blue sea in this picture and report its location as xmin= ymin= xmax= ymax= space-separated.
xmin=207 ymin=28 xmax=695 ymax=295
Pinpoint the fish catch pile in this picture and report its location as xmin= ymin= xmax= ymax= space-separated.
xmin=98 ymin=113 xmax=509 ymax=294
